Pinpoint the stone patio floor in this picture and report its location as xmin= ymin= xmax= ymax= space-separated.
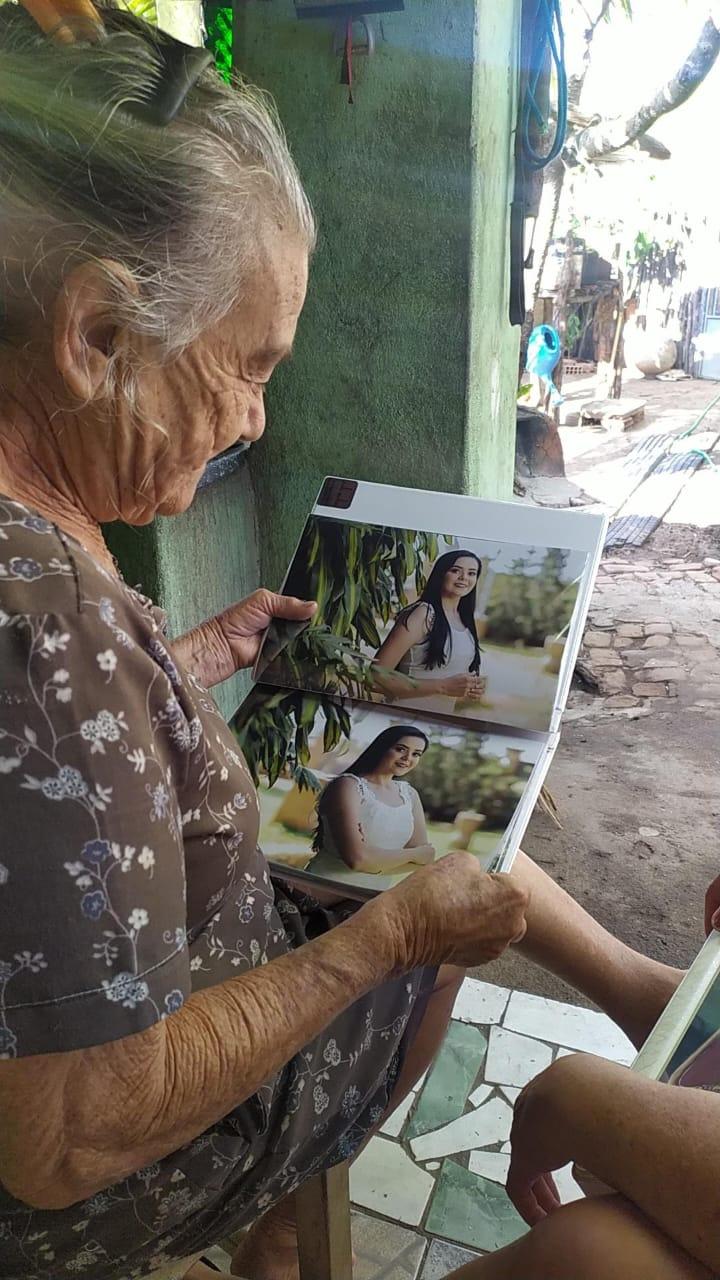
xmin=207 ymin=978 xmax=634 ymax=1280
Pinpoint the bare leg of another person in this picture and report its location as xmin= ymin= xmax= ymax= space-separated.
xmin=227 ymin=966 xmax=465 ymax=1280
xmin=449 ymin=1195 xmax=714 ymax=1280
xmin=512 ymin=850 xmax=682 ymax=1047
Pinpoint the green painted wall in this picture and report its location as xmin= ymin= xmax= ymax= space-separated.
xmin=238 ymin=0 xmax=521 ymax=589
xmin=105 ymin=464 xmax=259 ymax=721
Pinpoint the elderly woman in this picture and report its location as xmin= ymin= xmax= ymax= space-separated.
xmin=0 ymin=6 xmax=716 ymax=1280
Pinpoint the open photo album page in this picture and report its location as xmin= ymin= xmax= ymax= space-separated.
xmin=256 ymin=512 xmax=589 ymax=734
xmin=663 ymin=968 xmax=720 ymax=1090
xmin=234 ymin=688 xmax=544 ymax=897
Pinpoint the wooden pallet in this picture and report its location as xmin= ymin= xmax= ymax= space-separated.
xmin=580 ymin=398 xmax=646 ymax=430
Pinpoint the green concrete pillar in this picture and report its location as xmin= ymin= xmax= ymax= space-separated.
xmin=238 ymin=0 xmax=521 ymax=588
xmin=105 ymin=463 xmax=259 ymax=721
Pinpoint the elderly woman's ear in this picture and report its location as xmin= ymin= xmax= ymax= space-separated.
xmin=53 ymin=260 xmax=138 ymax=402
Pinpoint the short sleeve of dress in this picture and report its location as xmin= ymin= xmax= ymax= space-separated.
xmin=0 ymin=594 xmax=192 ymax=1059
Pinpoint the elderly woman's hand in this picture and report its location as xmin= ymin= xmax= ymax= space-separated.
xmin=173 ymin=589 xmax=317 ymax=688
xmin=378 ymin=852 xmax=528 ymax=969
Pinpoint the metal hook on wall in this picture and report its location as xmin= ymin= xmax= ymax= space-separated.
xmin=332 ymin=15 xmax=375 ymax=58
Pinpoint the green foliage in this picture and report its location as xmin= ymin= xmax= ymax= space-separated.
xmin=204 ymin=4 xmax=232 ymax=83
xmin=268 ymin=623 xmax=377 ymax=701
xmin=233 ymin=689 xmax=352 ymax=792
xmin=565 ymin=312 xmax=582 ymax=350
xmin=288 ymin=518 xmax=441 ymax=647
xmin=121 ymin=0 xmax=158 ymax=22
xmin=239 ymin=518 xmax=444 ymax=789
xmin=412 ymin=737 xmax=531 ymax=828
xmin=484 ymin=548 xmax=575 ymax=647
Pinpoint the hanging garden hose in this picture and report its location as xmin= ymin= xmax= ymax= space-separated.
xmin=510 ymin=0 xmax=568 ymax=323
xmin=678 ymin=389 xmax=720 ymax=438
xmin=521 ymin=0 xmax=568 ymax=170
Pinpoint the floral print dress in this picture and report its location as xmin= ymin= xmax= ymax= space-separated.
xmin=0 ymin=498 xmax=431 ymax=1280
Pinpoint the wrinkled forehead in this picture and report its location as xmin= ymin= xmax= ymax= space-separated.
xmin=204 ymin=236 xmax=308 ymax=371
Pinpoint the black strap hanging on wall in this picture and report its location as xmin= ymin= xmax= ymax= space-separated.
xmin=339 ymin=18 xmax=354 ymax=102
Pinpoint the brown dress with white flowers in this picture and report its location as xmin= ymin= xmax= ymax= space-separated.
xmin=0 ymin=497 xmax=430 ymax=1280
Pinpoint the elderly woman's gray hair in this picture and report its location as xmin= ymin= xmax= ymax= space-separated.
xmin=0 ymin=1 xmax=315 ymax=396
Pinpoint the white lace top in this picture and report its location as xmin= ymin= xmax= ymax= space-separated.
xmin=319 ymin=775 xmax=416 ymax=857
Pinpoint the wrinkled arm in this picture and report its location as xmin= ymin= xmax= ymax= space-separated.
xmin=172 ymin=615 xmax=231 ymax=688
xmin=0 ymin=905 xmax=399 ymax=1212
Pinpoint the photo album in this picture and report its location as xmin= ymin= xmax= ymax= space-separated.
xmin=231 ymin=477 xmax=606 ymax=899
xmin=633 ymin=931 xmax=720 ymax=1088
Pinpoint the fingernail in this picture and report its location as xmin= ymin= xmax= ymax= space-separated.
xmin=712 ymin=909 xmax=720 ymax=930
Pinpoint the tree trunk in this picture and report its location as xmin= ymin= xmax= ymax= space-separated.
xmin=573 ymin=17 xmax=720 ymax=162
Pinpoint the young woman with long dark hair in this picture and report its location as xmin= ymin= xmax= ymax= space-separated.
xmin=313 ymin=726 xmax=436 ymax=874
xmin=373 ymin=550 xmax=487 ymax=714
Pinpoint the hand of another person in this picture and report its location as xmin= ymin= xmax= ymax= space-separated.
xmin=375 ymin=852 xmax=528 ymax=969
xmin=506 ymin=1054 xmax=623 ymax=1225
xmin=505 ymin=1060 xmax=576 ymax=1225
xmin=704 ymin=873 xmax=720 ymax=935
xmin=441 ymin=674 xmax=486 ymax=700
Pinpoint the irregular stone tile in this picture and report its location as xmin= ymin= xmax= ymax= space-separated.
xmin=633 ymin=682 xmax=671 ymax=697
xmin=503 ymin=991 xmax=634 ymax=1063
xmin=410 ymin=1097 xmax=513 ymax=1161
xmin=484 ymin=1026 xmax=553 ymax=1088
xmin=406 ymin=1021 xmax=487 ymax=1140
xmin=351 ymin=1210 xmax=426 ymax=1280
xmin=468 ymin=1150 xmax=511 ymax=1184
xmin=420 ymin=1239 xmax=482 ymax=1280
xmin=452 ymin=979 xmax=510 ymax=1026
xmin=381 ymin=1089 xmax=418 ymax=1139
xmin=554 ymin=1164 xmax=585 ymax=1205
xmin=204 ymin=1245 xmax=232 ymax=1269
xmin=500 ymin=1086 xmax=521 ymax=1104
xmin=468 ymin=1083 xmax=493 ymax=1108
xmin=585 ymin=630 xmax=612 ymax=647
xmin=425 ymin=1161 xmax=526 ymax=1252
xmin=350 ymin=1138 xmax=435 ymax=1226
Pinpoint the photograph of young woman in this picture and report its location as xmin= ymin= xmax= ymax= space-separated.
xmin=373 ymin=550 xmax=487 ymax=714
xmin=313 ymin=726 xmax=436 ymax=874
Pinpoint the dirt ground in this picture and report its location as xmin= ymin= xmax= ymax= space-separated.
xmin=479 ymin=376 xmax=720 ymax=1006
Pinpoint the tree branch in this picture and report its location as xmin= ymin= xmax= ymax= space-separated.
xmin=572 ymin=16 xmax=720 ymax=162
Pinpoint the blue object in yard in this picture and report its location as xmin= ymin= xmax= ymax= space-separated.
xmin=527 ymin=324 xmax=563 ymax=405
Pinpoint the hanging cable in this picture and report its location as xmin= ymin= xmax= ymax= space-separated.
xmin=521 ymin=0 xmax=568 ymax=170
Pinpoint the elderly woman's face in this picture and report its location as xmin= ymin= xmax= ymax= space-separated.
xmin=54 ymin=233 xmax=308 ymax=524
